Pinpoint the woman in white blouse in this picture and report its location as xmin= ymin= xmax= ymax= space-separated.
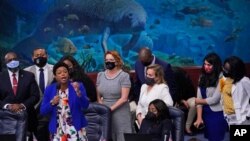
xmin=136 ymin=64 xmax=173 ymax=126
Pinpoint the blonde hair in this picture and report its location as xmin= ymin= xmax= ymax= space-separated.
xmin=146 ymin=64 xmax=166 ymax=84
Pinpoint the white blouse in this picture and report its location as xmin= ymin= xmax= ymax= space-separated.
xmin=136 ymin=83 xmax=173 ymax=118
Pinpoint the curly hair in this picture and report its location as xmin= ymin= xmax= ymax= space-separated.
xmin=52 ymin=62 xmax=69 ymax=75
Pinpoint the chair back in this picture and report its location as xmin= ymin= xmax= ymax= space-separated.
xmin=84 ymin=103 xmax=112 ymax=141
xmin=169 ymin=106 xmax=185 ymax=141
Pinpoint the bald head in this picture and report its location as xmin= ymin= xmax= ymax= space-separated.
xmin=138 ymin=47 xmax=153 ymax=66
xmin=5 ymin=52 xmax=18 ymax=63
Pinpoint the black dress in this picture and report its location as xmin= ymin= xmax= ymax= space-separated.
xmin=139 ymin=118 xmax=172 ymax=141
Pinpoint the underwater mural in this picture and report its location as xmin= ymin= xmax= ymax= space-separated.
xmin=0 ymin=0 xmax=250 ymax=72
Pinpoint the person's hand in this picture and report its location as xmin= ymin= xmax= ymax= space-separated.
xmin=71 ymin=82 xmax=81 ymax=97
xmin=182 ymin=100 xmax=189 ymax=109
xmin=195 ymin=98 xmax=201 ymax=105
xmin=8 ymin=104 xmax=24 ymax=113
xmin=137 ymin=115 xmax=143 ymax=126
xmin=194 ymin=118 xmax=204 ymax=129
xmin=50 ymin=95 xmax=60 ymax=106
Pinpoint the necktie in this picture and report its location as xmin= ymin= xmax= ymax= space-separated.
xmin=12 ymin=73 xmax=18 ymax=95
xmin=39 ymin=68 xmax=45 ymax=93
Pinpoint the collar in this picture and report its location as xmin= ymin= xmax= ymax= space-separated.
xmin=35 ymin=63 xmax=48 ymax=71
xmin=8 ymin=69 xmax=19 ymax=76
xmin=151 ymin=55 xmax=156 ymax=64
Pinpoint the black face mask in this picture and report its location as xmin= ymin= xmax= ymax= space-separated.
xmin=145 ymin=77 xmax=155 ymax=86
xmin=34 ymin=57 xmax=47 ymax=68
xmin=142 ymin=61 xmax=151 ymax=66
xmin=145 ymin=111 xmax=157 ymax=120
xmin=105 ymin=62 xmax=116 ymax=70
xmin=223 ymin=71 xmax=232 ymax=78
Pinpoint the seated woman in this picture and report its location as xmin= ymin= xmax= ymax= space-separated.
xmin=40 ymin=62 xmax=89 ymax=141
xmin=139 ymin=99 xmax=172 ymax=141
xmin=136 ymin=64 xmax=173 ymax=126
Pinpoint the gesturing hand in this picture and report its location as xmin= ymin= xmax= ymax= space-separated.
xmin=50 ymin=95 xmax=60 ymax=106
xmin=71 ymin=82 xmax=81 ymax=97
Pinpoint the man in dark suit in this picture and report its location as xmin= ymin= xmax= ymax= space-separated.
xmin=0 ymin=52 xmax=40 ymax=141
xmin=134 ymin=47 xmax=177 ymax=103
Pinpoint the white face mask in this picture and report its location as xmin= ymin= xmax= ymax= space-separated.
xmin=6 ymin=60 xmax=20 ymax=68
xmin=6 ymin=60 xmax=20 ymax=72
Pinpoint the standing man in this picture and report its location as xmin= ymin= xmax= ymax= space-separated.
xmin=0 ymin=52 xmax=40 ymax=141
xmin=134 ymin=47 xmax=177 ymax=103
xmin=24 ymin=48 xmax=54 ymax=141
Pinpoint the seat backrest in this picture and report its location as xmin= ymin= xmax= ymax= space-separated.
xmin=168 ymin=106 xmax=185 ymax=141
xmin=84 ymin=102 xmax=112 ymax=141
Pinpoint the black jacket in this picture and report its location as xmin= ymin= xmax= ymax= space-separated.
xmin=139 ymin=118 xmax=172 ymax=141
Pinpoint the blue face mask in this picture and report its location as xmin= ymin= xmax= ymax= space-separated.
xmin=6 ymin=60 xmax=20 ymax=72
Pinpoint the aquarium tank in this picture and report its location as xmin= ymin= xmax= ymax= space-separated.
xmin=0 ymin=0 xmax=250 ymax=72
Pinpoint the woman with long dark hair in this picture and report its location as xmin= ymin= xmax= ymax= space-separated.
xmin=220 ymin=56 xmax=250 ymax=125
xmin=139 ymin=99 xmax=172 ymax=141
xmin=194 ymin=53 xmax=228 ymax=141
xmin=59 ymin=55 xmax=97 ymax=102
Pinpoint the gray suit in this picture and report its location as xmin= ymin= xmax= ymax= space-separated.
xmin=24 ymin=64 xmax=54 ymax=106
xmin=24 ymin=64 xmax=54 ymax=141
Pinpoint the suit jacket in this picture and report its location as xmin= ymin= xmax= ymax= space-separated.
xmin=0 ymin=69 xmax=40 ymax=138
xmin=24 ymin=64 xmax=54 ymax=107
xmin=40 ymin=81 xmax=89 ymax=134
xmin=0 ymin=69 xmax=40 ymax=109
xmin=134 ymin=57 xmax=177 ymax=103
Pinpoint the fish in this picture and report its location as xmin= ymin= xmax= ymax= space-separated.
xmin=43 ymin=27 xmax=52 ymax=32
xmin=179 ymin=6 xmax=209 ymax=15
xmin=224 ymin=27 xmax=243 ymax=42
xmin=13 ymin=0 xmax=147 ymax=61
xmin=224 ymin=33 xmax=238 ymax=42
xmin=78 ymin=25 xmax=90 ymax=34
xmin=154 ymin=19 xmax=161 ymax=24
xmin=83 ymin=44 xmax=93 ymax=49
xmin=191 ymin=17 xmax=213 ymax=27
xmin=58 ymin=23 xmax=64 ymax=29
xmin=64 ymin=14 xmax=79 ymax=21
xmin=54 ymin=37 xmax=77 ymax=54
